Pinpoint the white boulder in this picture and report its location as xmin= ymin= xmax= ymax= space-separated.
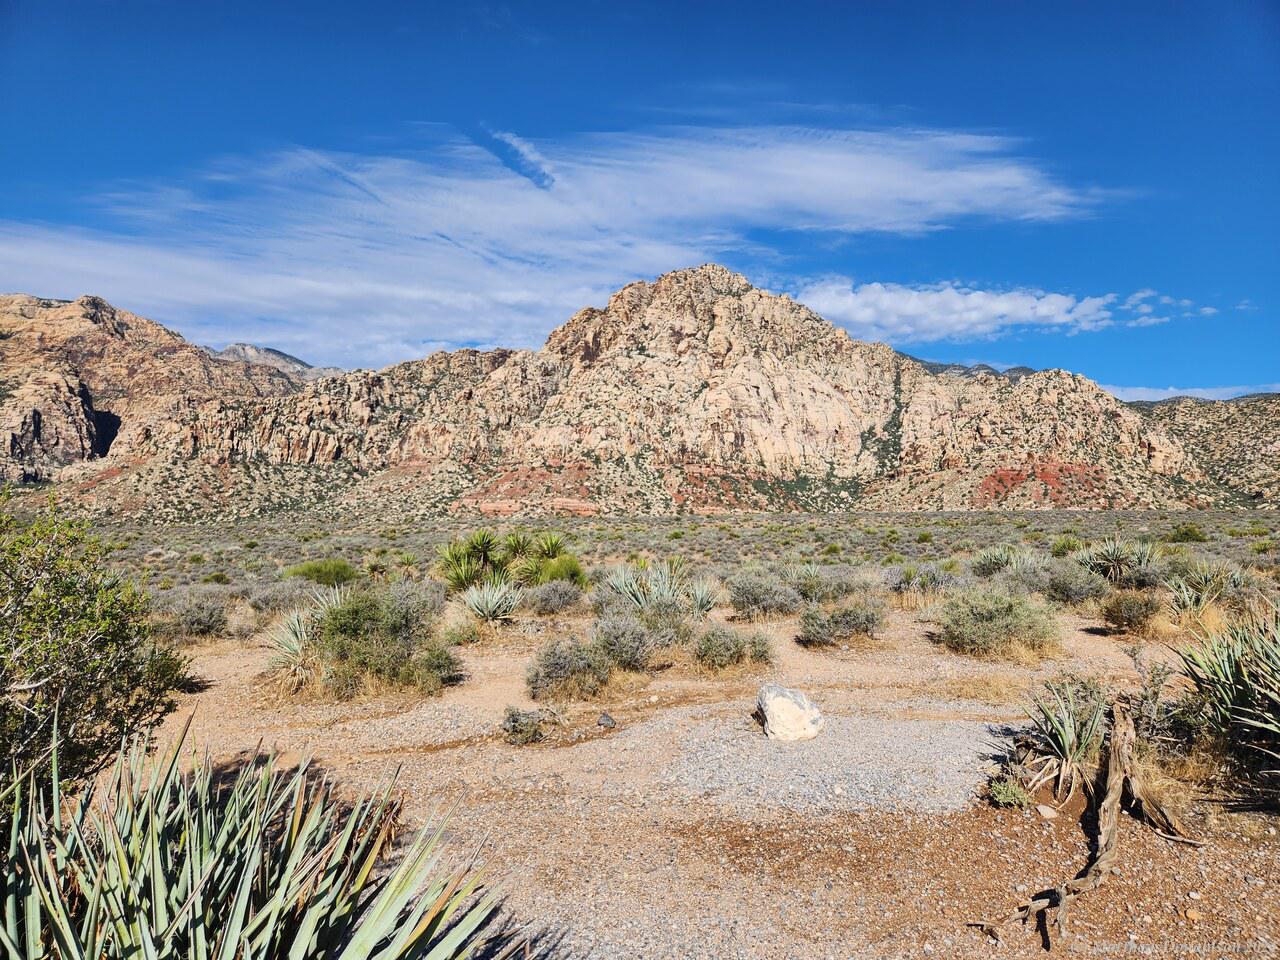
xmin=756 ymin=683 xmax=823 ymax=741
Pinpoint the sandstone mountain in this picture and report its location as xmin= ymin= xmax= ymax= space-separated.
xmin=1 ymin=267 xmax=1274 ymax=517
xmin=205 ymin=343 xmax=345 ymax=382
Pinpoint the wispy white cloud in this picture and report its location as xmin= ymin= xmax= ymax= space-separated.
xmin=793 ymin=277 xmax=1116 ymax=342
xmin=0 ymin=124 xmax=1107 ymax=367
xmin=1102 ymin=383 xmax=1280 ymax=402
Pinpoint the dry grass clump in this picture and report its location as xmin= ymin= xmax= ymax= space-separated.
xmin=928 ymin=672 xmax=1028 ymax=706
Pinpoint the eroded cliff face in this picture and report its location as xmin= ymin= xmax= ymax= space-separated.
xmin=0 ymin=268 xmax=1254 ymax=516
xmin=0 ymin=294 xmax=298 ymax=481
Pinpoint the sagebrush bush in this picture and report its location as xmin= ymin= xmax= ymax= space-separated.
xmin=524 ymin=579 xmax=583 ymax=615
xmin=285 ymin=557 xmax=360 ymax=586
xmin=726 ymin=572 xmax=803 ymax=619
xmin=693 ymin=625 xmax=772 ymax=669
xmin=526 ymin=637 xmax=611 ymax=700
xmin=162 ymin=587 xmax=229 ymax=636
xmin=937 ymin=589 xmax=1057 ymax=659
xmin=1043 ymin=558 xmax=1109 ymax=605
xmin=796 ymin=598 xmax=884 ymax=648
xmin=1101 ymin=589 xmax=1163 ymax=635
xmin=592 ymin=614 xmax=653 ymax=671
xmin=1 ymin=499 xmax=188 ymax=789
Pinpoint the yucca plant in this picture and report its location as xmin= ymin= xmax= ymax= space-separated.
xmin=0 ymin=721 xmax=512 ymax=959
xmin=687 ymin=578 xmax=721 ymax=619
xmin=1021 ymin=678 xmax=1107 ymax=804
xmin=461 ymin=580 xmax=523 ymax=623
xmin=1179 ymin=608 xmax=1280 ymax=771
xmin=1075 ymin=537 xmax=1137 ymax=584
xmin=499 ymin=530 xmax=535 ymax=564
xmin=266 ymin=586 xmax=347 ymax=693
xmin=535 ymin=532 xmax=567 ymax=560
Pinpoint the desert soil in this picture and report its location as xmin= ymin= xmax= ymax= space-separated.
xmin=166 ymin=609 xmax=1280 ymax=959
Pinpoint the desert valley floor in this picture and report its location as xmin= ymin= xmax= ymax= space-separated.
xmin=82 ymin=508 xmax=1278 ymax=960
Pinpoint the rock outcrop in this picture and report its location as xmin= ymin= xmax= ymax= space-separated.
xmin=1 ymin=267 xmax=1271 ymax=515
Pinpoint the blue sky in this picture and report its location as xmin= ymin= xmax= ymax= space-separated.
xmin=1 ymin=1 xmax=1277 ymax=399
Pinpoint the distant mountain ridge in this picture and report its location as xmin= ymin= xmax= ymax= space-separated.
xmin=1 ymin=269 xmax=1275 ymax=517
xmin=203 ymin=343 xmax=345 ymax=381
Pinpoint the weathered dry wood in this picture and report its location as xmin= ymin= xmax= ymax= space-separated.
xmin=975 ymin=699 xmax=1201 ymax=948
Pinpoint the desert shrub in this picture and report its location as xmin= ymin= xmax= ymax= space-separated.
xmin=0 ymin=726 xmax=503 ymax=959
xmin=1050 ymin=534 xmax=1086 ymax=558
xmin=437 ymin=619 xmax=480 ymax=646
xmin=1 ymin=499 xmax=188 ymax=789
xmin=280 ymin=584 xmax=462 ymax=698
xmin=502 ymin=706 xmax=547 ymax=745
xmin=937 ymin=589 xmax=1057 ymax=659
xmin=461 ymin=580 xmax=523 ymax=623
xmin=726 ymin=571 xmax=803 ymax=619
xmin=1164 ymin=558 xmax=1256 ymax=617
xmin=162 ymin=587 xmax=229 ymax=636
xmin=1042 ymin=558 xmax=1109 ymax=606
xmin=592 ymin=614 xmax=653 ymax=671
xmin=884 ymin=563 xmax=959 ymax=597
xmin=247 ymin=578 xmax=310 ymax=613
xmin=693 ymin=624 xmax=772 ymax=669
xmin=524 ymin=579 xmax=583 ymax=615
xmin=796 ymin=598 xmax=884 ymax=648
xmin=1165 ymin=522 xmax=1209 ymax=543
xmin=988 ymin=775 xmax=1032 ymax=808
xmin=284 ymin=557 xmax=359 ymax=586
xmin=1102 ymin=589 xmax=1163 ymax=635
xmin=201 ymin=571 xmax=231 ymax=585
xmin=1075 ymin=537 xmax=1161 ymax=587
xmin=526 ymin=637 xmax=612 ymax=700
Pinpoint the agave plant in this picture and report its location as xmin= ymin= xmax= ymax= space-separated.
xmin=462 ymin=580 xmax=523 ymax=623
xmin=1021 ymin=678 xmax=1107 ymax=804
xmin=0 ymin=721 xmax=511 ymax=959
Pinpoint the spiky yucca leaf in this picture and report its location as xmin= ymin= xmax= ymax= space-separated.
xmin=1022 ymin=680 xmax=1107 ymax=803
xmin=535 ymin=532 xmax=567 ymax=560
xmin=0 ymin=723 xmax=512 ymax=959
xmin=461 ymin=581 xmax=523 ymax=623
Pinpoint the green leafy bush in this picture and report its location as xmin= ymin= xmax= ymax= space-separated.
xmin=0 ymin=727 xmax=504 ymax=958
xmin=1101 ymin=589 xmax=1163 ymax=635
xmin=988 ymin=775 xmax=1032 ymax=808
xmin=1 ymin=498 xmax=188 ymax=789
xmin=796 ymin=598 xmax=884 ymax=648
xmin=937 ymin=588 xmax=1057 ymax=659
xmin=269 ymin=583 xmax=460 ymax=698
xmin=526 ymin=637 xmax=611 ymax=700
xmin=284 ymin=557 xmax=360 ymax=586
xmin=1165 ymin=522 xmax=1209 ymax=543
xmin=1050 ymin=534 xmax=1086 ymax=558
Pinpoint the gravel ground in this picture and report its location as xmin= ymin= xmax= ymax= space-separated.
xmin=664 ymin=712 xmax=995 ymax=814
